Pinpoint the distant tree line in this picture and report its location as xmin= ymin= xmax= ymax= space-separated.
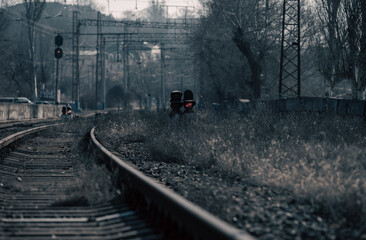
xmin=193 ymin=0 xmax=281 ymax=104
xmin=314 ymin=0 xmax=366 ymax=99
xmin=3 ymin=0 xmax=366 ymax=107
xmin=193 ymin=0 xmax=366 ymax=102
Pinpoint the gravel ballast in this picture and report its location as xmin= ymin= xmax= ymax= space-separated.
xmin=94 ymin=112 xmax=365 ymax=240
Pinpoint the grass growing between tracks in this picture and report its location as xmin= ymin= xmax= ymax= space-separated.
xmin=99 ymin=110 xmax=366 ymax=229
xmin=48 ymin=119 xmax=120 ymax=207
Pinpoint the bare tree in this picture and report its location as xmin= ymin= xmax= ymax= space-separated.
xmin=196 ymin=0 xmax=280 ymax=100
xmin=3 ymin=44 xmax=33 ymax=97
xmin=24 ymin=0 xmax=46 ymax=100
xmin=145 ymin=0 xmax=166 ymax=22
xmin=0 ymin=9 xmax=9 ymax=51
xmin=315 ymin=0 xmax=342 ymax=95
xmin=193 ymin=23 xmax=247 ymax=103
xmin=37 ymin=34 xmax=53 ymax=91
xmin=315 ymin=0 xmax=366 ymax=99
xmin=357 ymin=1 xmax=366 ymax=95
xmin=76 ymin=0 xmax=95 ymax=7
xmin=343 ymin=0 xmax=361 ymax=98
xmin=106 ymin=85 xmax=124 ymax=109
xmin=0 ymin=10 xmax=11 ymax=92
xmin=0 ymin=11 xmax=30 ymax=97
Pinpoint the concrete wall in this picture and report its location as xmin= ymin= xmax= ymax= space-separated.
xmin=239 ymin=97 xmax=366 ymax=117
xmin=0 ymin=103 xmax=63 ymax=121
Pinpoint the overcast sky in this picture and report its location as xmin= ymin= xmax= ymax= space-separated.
xmin=91 ymin=0 xmax=201 ymax=18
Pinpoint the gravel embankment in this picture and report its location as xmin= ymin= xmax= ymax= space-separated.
xmin=94 ymin=128 xmax=360 ymax=240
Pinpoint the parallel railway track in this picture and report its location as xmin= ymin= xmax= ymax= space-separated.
xmin=0 ymin=121 xmax=254 ymax=240
xmin=0 ymin=119 xmax=58 ymax=141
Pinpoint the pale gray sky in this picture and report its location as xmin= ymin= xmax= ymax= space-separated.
xmin=91 ymin=0 xmax=201 ymax=18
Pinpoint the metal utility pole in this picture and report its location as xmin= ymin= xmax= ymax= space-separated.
xmin=55 ymin=34 xmax=63 ymax=104
xmin=102 ymin=37 xmax=106 ymax=109
xmin=126 ymin=49 xmax=130 ymax=91
xmin=265 ymin=0 xmax=269 ymax=24
xmin=96 ymin=11 xmax=102 ymax=109
xmin=279 ymin=0 xmax=301 ymax=98
xmin=160 ymin=43 xmax=166 ymax=110
xmin=116 ymin=36 xmax=121 ymax=62
xmin=194 ymin=60 xmax=199 ymax=106
xmin=122 ymin=23 xmax=130 ymax=106
xmin=123 ymin=43 xmax=128 ymax=91
xmin=72 ymin=11 xmax=80 ymax=111
xmin=88 ymin=62 xmax=95 ymax=92
xmin=55 ymin=58 xmax=60 ymax=103
xmin=180 ymin=71 xmax=183 ymax=93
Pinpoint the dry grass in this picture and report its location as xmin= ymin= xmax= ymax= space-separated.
xmin=99 ymin=110 xmax=366 ymax=228
xmin=52 ymin=118 xmax=121 ymax=206
xmin=55 ymin=164 xmax=121 ymax=206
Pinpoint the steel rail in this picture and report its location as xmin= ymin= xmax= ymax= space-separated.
xmin=90 ymin=127 xmax=256 ymax=240
xmin=0 ymin=123 xmax=164 ymax=239
xmin=0 ymin=124 xmax=59 ymax=149
xmin=0 ymin=118 xmax=58 ymax=130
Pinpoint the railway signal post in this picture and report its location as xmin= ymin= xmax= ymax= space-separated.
xmin=54 ymin=34 xmax=63 ymax=104
xmin=183 ymin=89 xmax=196 ymax=114
xmin=169 ymin=90 xmax=183 ymax=120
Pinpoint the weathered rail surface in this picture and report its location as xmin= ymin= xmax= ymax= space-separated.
xmin=0 ymin=119 xmax=60 ymax=141
xmin=0 ymin=120 xmax=255 ymax=240
xmin=0 ymin=124 xmax=164 ymax=239
xmin=90 ymin=127 xmax=254 ymax=240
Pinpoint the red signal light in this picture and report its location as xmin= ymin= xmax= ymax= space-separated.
xmin=185 ymin=102 xmax=193 ymax=109
xmin=54 ymin=48 xmax=63 ymax=59
xmin=183 ymin=90 xmax=195 ymax=112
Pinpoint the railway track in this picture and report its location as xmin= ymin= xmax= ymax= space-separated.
xmin=0 ymin=110 xmax=102 ymax=140
xmin=0 ymin=121 xmax=254 ymax=239
xmin=0 ymin=119 xmax=59 ymax=141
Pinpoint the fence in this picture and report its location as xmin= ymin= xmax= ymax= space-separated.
xmin=238 ymin=97 xmax=366 ymax=116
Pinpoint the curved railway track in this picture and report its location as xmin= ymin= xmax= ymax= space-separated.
xmin=0 ymin=122 xmax=254 ymax=240
xmin=0 ymin=119 xmax=58 ymax=141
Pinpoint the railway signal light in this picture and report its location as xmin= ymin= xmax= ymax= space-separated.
xmin=170 ymin=90 xmax=183 ymax=118
xmin=55 ymin=35 xmax=63 ymax=46
xmin=183 ymin=90 xmax=195 ymax=112
xmin=170 ymin=90 xmax=182 ymax=111
xmin=54 ymin=48 xmax=63 ymax=59
xmin=54 ymin=35 xmax=63 ymax=59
